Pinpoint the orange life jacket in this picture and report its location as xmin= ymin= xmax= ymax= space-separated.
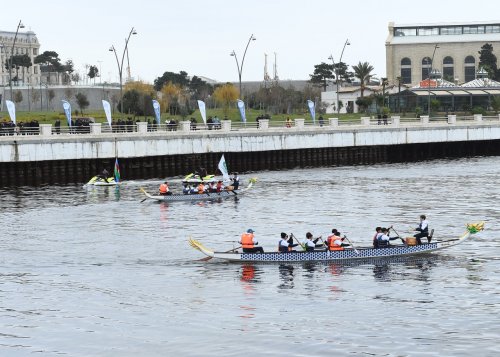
xmin=197 ymin=183 xmax=205 ymax=194
xmin=159 ymin=183 xmax=168 ymax=194
xmin=327 ymin=234 xmax=344 ymax=251
xmin=241 ymin=233 xmax=255 ymax=249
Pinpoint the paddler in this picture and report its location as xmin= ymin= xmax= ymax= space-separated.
xmin=413 ymin=215 xmax=430 ymax=244
xmin=303 ymin=232 xmax=322 ymax=252
xmin=326 ymin=230 xmax=348 ymax=251
xmin=278 ymin=232 xmax=298 ymax=252
xmin=197 ymin=181 xmax=206 ymax=194
xmin=159 ymin=181 xmax=172 ymax=195
xmin=240 ymin=229 xmax=264 ymax=253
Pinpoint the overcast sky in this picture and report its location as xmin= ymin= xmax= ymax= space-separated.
xmin=7 ymin=0 xmax=499 ymax=84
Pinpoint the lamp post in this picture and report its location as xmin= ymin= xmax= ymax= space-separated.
xmin=8 ymin=20 xmax=25 ymax=100
xmin=427 ymin=44 xmax=439 ymax=116
xmin=0 ymin=44 xmax=4 ymax=87
xmin=230 ymin=34 xmax=256 ymax=99
xmin=329 ymin=39 xmax=350 ymax=114
xmin=109 ymin=27 xmax=137 ymax=118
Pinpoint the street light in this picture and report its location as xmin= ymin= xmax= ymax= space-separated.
xmin=230 ymin=34 xmax=256 ymax=99
xmin=109 ymin=27 xmax=137 ymax=118
xmin=329 ymin=39 xmax=350 ymax=114
xmin=8 ymin=20 xmax=25 ymax=100
xmin=427 ymin=44 xmax=439 ymax=116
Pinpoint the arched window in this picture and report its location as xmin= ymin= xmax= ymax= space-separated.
xmin=400 ymin=57 xmax=411 ymax=84
xmin=464 ymin=56 xmax=476 ymax=82
xmin=422 ymin=57 xmax=432 ymax=80
xmin=443 ymin=56 xmax=454 ymax=82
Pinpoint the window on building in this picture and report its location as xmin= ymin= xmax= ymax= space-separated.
xmin=394 ymin=28 xmax=417 ymax=36
xmin=422 ymin=57 xmax=432 ymax=80
xmin=485 ymin=25 xmax=500 ymax=33
xmin=400 ymin=58 xmax=412 ymax=84
xmin=440 ymin=27 xmax=462 ymax=35
xmin=442 ymin=56 xmax=454 ymax=82
xmin=463 ymin=26 xmax=485 ymax=34
xmin=464 ymin=56 xmax=476 ymax=82
xmin=33 ymin=48 xmax=38 ymax=55
xmin=417 ymin=27 xmax=439 ymax=36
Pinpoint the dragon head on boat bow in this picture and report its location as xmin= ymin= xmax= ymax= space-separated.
xmin=466 ymin=222 xmax=485 ymax=234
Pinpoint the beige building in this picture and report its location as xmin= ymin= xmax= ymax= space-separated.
xmin=386 ymin=21 xmax=500 ymax=87
xmin=0 ymin=30 xmax=41 ymax=87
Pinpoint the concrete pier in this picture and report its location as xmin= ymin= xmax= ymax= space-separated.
xmin=1 ymin=118 xmax=500 ymax=186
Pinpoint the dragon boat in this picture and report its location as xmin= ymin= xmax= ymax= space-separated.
xmin=189 ymin=222 xmax=484 ymax=262
xmin=140 ymin=178 xmax=256 ymax=202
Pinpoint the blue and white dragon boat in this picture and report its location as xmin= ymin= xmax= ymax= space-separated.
xmin=189 ymin=222 xmax=484 ymax=262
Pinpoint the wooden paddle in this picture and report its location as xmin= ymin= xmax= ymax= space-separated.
xmin=343 ymin=235 xmax=359 ymax=254
xmin=139 ymin=187 xmax=149 ymax=203
xmin=388 ymin=226 xmax=406 ymax=244
xmin=199 ymin=245 xmax=242 ymax=261
xmin=290 ymin=233 xmax=305 ymax=251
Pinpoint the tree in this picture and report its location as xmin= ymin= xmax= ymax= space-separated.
xmin=70 ymin=72 xmax=80 ymax=84
xmin=62 ymin=60 xmax=75 ymax=84
xmin=491 ymin=95 xmax=500 ymax=114
xmin=75 ymin=92 xmax=89 ymax=114
xmin=120 ymin=89 xmax=141 ymax=115
xmin=478 ymin=43 xmax=499 ymax=80
xmin=213 ymin=83 xmax=239 ymax=115
xmin=352 ymin=61 xmax=375 ymax=97
xmin=309 ymin=62 xmax=334 ymax=91
xmin=31 ymin=89 xmax=40 ymax=106
xmin=34 ymin=51 xmax=62 ymax=84
xmin=189 ymin=75 xmax=213 ymax=99
xmin=154 ymin=70 xmax=190 ymax=91
xmin=14 ymin=90 xmax=23 ymax=104
xmin=88 ymin=65 xmax=99 ymax=84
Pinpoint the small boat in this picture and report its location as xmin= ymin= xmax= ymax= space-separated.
xmin=140 ymin=178 xmax=256 ymax=202
xmin=182 ymin=173 xmax=217 ymax=184
xmin=85 ymin=176 xmax=120 ymax=186
xmin=189 ymin=222 xmax=484 ymax=262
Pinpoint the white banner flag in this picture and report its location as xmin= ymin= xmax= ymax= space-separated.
xmin=218 ymin=154 xmax=230 ymax=182
xmin=6 ymin=100 xmax=16 ymax=125
xmin=62 ymin=100 xmax=72 ymax=127
xmin=237 ymin=99 xmax=246 ymax=123
xmin=152 ymin=100 xmax=161 ymax=124
xmin=307 ymin=99 xmax=316 ymax=124
xmin=197 ymin=100 xmax=207 ymax=124
xmin=102 ymin=100 xmax=112 ymax=127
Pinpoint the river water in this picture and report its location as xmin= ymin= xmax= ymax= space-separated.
xmin=1 ymin=156 xmax=499 ymax=356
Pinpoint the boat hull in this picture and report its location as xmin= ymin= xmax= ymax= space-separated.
xmin=86 ymin=176 xmax=120 ymax=186
xmin=189 ymin=225 xmax=484 ymax=263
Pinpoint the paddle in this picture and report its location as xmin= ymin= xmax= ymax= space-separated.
xmin=290 ymin=233 xmax=305 ymax=251
xmin=343 ymin=235 xmax=359 ymax=254
xmin=199 ymin=245 xmax=242 ymax=261
xmin=388 ymin=226 xmax=406 ymax=244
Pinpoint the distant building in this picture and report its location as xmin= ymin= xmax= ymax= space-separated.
xmin=386 ymin=21 xmax=500 ymax=86
xmin=0 ymin=30 xmax=41 ymax=87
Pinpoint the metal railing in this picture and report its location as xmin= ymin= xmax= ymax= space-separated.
xmin=1 ymin=114 xmax=499 ymax=139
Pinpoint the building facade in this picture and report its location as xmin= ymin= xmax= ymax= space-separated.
xmin=386 ymin=21 xmax=500 ymax=87
xmin=0 ymin=30 xmax=41 ymax=87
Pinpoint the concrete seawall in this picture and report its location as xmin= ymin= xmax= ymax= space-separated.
xmin=1 ymin=120 xmax=500 ymax=186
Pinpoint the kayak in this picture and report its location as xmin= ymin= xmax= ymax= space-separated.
xmin=189 ymin=222 xmax=484 ymax=262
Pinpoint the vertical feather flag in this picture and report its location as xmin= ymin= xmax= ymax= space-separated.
xmin=307 ymin=100 xmax=316 ymax=124
xmin=102 ymin=100 xmax=112 ymax=127
xmin=62 ymin=100 xmax=72 ymax=127
xmin=114 ymin=158 xmax=121 ymax=182
xmin=197 ymin=100 xmax=207 ymax=124
xmin=6 ymin=100 xmax=16 ymax=125
xmin=237 ymin=100 xmax=246 ymax=122
xmin=152 ymin=100 xmax=161 ymax=124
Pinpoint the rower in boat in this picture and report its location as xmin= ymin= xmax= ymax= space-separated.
xmin=414 ymin=215 xmax=430 ymax=244
xmin=278 ymin=233 xmax=298 ymax=252
xmin=240 ymin=229 xmax=264 ymax=253
xmin=326 ymin=231 xmax=349 ymax=251
xmin=231 ymin=172 xmax=240 ymax=190
xmin=216 ymin=180 xmax=224 ymax=193
xmin=97 ymin=168 xmax=110 ymax=182
xmin=197 ymin=182 xmax=206 ymax=194
xmin=182 ymin=184 xmax=190 ymax=195
xmin=303 ymin=232 xmax=323 ymax=252
xmin=372 ymin=227 xmax=382 ymax=248
xmin=159 ymin=181 xmax=172 ymax=196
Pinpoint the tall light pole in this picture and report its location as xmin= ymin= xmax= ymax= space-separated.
xmin=109 ymin=27 xmax=137 ymax=118
xmin=330 ymin=39 xmax=350 ymax=114
xmin=8 ymin=20 xmax=25 ymax=100
xmin=230 ymin=34 xmax=256 ymax=99
xmin=327 ymin=54 xmax=336 ymax=112
xmin=427 ymin=44 xmax=439 ymax=116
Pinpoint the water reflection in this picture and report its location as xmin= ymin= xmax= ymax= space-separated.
xmin=278 ymin=264 xmax=295 ymax=290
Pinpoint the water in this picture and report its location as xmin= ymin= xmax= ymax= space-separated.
xmin=1 ymin=157 xmax=499 ymax=356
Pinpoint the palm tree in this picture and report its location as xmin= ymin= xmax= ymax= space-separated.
xmin=352 ymin=61 xmax=374 ymax=97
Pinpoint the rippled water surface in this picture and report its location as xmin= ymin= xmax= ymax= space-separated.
xmin=1 ymin=157 xmax=500 ymax=356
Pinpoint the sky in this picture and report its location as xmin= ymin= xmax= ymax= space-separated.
xmin=6 ymin=0 xmax=499 ymax=85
